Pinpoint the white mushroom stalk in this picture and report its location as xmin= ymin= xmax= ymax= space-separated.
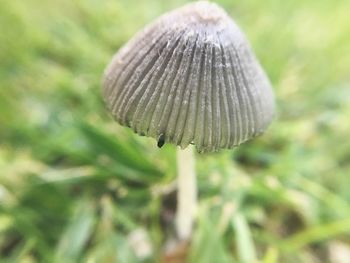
xmin=176 ymin=146 xmax=197 ymax=240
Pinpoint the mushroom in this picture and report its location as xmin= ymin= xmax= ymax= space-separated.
xmin=102 ymin=1 xmax=275 ymax=241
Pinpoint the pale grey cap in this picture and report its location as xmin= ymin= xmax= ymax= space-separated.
xmin=102 ymin=1 xmax=275 ymax=153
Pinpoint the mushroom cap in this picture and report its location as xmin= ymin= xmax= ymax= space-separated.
xmin=102 ymin=1 xmax=275 ymax=153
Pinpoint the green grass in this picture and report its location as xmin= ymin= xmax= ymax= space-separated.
xmin=1 ymin=0 xmax=350 ymax=262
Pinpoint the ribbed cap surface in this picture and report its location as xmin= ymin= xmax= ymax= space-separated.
xmin=102 ymin=1 xmax=275 ymax=153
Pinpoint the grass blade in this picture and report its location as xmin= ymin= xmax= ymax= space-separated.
xmin=232 ymin=212 xmax=257 ymax=263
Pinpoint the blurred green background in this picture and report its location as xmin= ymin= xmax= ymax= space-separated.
xmin=1 ymin=0 xmax=350 ymax=262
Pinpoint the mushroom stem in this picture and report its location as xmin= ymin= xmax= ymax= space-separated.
xmin=176 ymin=146 xmax=197 ymax=240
